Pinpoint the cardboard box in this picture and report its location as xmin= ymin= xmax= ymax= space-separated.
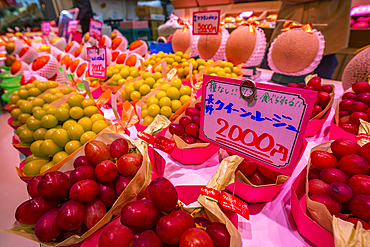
xmin=135 ymin=6 xmax=163 ymax=16
xmin=290 ymin=168 xmax=335 ymax=247
xmin=120 ymin=20 xmax=148 ymax=30
xmin=139 ymin=14 xmax=165 ymax=21
xmin=197 ymin=0 xmax=233 ymax=6
xmin=171 ymin=0 xmax=198 ymax=8
xmin=149 ymin=20 xmax=164 ymax=30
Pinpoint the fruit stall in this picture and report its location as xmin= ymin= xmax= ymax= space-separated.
xmin=0 ymin=12 xmax=370 ymax=247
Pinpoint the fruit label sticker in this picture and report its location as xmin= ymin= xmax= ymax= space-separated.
xmin=67 ymin=20 xmax=80 ymax=34
xmin=87 ymin=46 xmax=107 ymax=79
xmin=41 ymin=21 xmax=51 ymax=35
xmin=89 ymin=18 xmax=103 ymax=40
xmin=200 ymin=75 xmax=316 ymax=175
xmin=193 ymin=10 xmax=220 ymax=35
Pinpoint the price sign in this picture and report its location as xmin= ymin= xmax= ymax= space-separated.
xmin=89 ymin=19 xmax=103 ymax=40
xmin=41 ymin=21 xmax=51 ymax=35
xmin=87 ymin=46 xmax=107 ymax=79
xmin=199 ymin=75 xmax=316 ymax=175
xmin=67 ymin=20 xmax=80 ymax=34
xmin=193 ymin=10 xmax=220 ymax=35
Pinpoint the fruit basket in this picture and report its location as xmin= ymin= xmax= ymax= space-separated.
xmin=225 ymin=139 xmax=307 ymax=203
xmin=4 ymin=127 xmax=151 ymax=246
xmin=330 ymin=81 xmax=370 ymax=141
xmin=164 ymin=97 xmax=220 ymax=165
xmin=292 ymin=137 xmax=370 ymax=247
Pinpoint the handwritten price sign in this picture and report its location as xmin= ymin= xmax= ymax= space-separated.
xmin=87 ymin=46 xmax=107 ymax=79
xmin=193 ymin=10 xmax=220 ymax=35
xmin=200 ymin=75 xmax=316 ymax=175
xmin=67 ymin=20 xmax=80 ymax=34
xmin=41 ymin=21 xmax=51 ymax=35
xmin=89 ymin=19 xmax=103 ymax=40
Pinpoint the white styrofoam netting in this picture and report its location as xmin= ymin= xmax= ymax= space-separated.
xmin=110 ymin=50 xmax=122 ymax=66
xmin=19 ymin=47 xmax=38 ymax=64
xmin=11 ymin=61 xmax=29 ymax=76
xmin=68 ymin=57 xmax=85 ymax=74
xmin=50 ymin=46 xmax=62 ymax=60
xmin=267 ymin=29 xmax=325 ymax=76
xmin=76 ymin=43 xmax=92 ymax=61
xmin=244 ymin=26 xmax=267 ymax=67
xmin=99 ymin=35 xmax=112 ymax=48
xmin=125 ymin=53 xmax=142 ymax=68
xmin=106 ymin=49 xmax=112 ymax=66
xmin=65 ymin=41 xmax=80 ymax=55
xmin=55 ymin=71 xmax=68 ymax=83
xmin=29 ymin=54 xmax=60 ymax=79
xmin=52 ymin=37 xmax=66 ymax=51
xmin=74 ymin=61 xmax=88 ymax=79
xmin=21 ymin=71 xmax=47 ymax=84
xmin=112 ymin=36 xmax=129 ymax=52
xmin=12 ymin=39 xmax=25 ymax=55
xmin=128 ymin=40 xmax=147 ymax=57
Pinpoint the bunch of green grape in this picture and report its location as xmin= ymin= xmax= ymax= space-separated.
xmin=18 ymin=94 xmax=109 ymax=176
xmin=106 ymin=64 xmax=141 ymax=86
xmin=141 ymin=78 xmax=192 ymax=126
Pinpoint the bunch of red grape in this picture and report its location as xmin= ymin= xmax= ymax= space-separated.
xmin=337 ymin=81 xmax=370 ymax=134
xmin=308 ymin=138 xmax=370 ymax=229
xmin=169 ymin=102 xmax=204 ymax=145
xmin=287 ymin=76 xmax=333 ymax=119
xmin=99 ymin=177 xmax=231 ymax=247
xmin=15 ymin=138 xmax=143 ymax=242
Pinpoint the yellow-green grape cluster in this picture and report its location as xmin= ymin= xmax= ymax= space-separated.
xmin=141 ymin=78 xmax=192 ymax=126
xmin=10 ymin=83 xmax=72 ymax=126
xmin=86 ymin=76 xmax=103 ymax=87
xmin=143 ymin=51 xmax=190 ymax=69
xmin=20 ymin=94 xmax=109 ymax=176
xmin=205 ymin=61 xmax=241 ymax=78
xmin=121 ymin=71 xmax=163 ymax=102
xmin=177 ymin=58 xmax=213 ymax=80
xmin=106 ymin=64 xmax=141 ymax=86
xmin=8 ymin=80 xmax=60 ymax=110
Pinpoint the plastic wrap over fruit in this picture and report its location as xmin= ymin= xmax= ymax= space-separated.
xmin=52 ymin=37 xmax=67 ymax=51
xmin=268 ymin=28 xmax=325 ymax=76
xmin=19 ymin=47 xmax=38 ymax=64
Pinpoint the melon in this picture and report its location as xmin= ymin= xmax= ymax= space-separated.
xmin=226 ymin=27 xmax=256 ymax=65
xmin=172 ymin=28 xmax=192 ymax=54
xmin=198 ymin=33 xmax=222 ymax=60
xmin=342 ymin=46 xmax=370 ymax=91
xmin=269 ymin=30 xmax=319 ymax=73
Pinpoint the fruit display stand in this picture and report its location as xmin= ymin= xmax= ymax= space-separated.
xmin=0 ymin=68 xmax=347 ymax=247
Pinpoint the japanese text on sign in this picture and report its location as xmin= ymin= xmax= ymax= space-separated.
xmin=67 ymin=20 xmax=80 ymax=34
xmin=41 ymin=21 xmax=51 ymax=35
xmin=200 ymin=75 xmax=316 ymax=172
xmin=87 ymin=46 xmax=107 ymax=79
xmin=89 ymin=19 xmax=103 ymax=40
xmin=193 ymin=10 xmax=220 ymax=35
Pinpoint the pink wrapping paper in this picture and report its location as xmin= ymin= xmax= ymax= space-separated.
xmin=304 ymin=110 xmax=330 ymax=137
xmin=225 ymin=139 xmax=307 ymax=203
xmin=291 ymin=167 xmax=335 ymax=247
xmin=7 ymin=117 xmax=23 ymax=130
xmin=170 ymin=144 xmax=220 ymax=165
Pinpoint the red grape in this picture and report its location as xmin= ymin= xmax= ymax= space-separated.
xmin=169 ymin=124 xmax=185 ymax=136
xmin=247 ymin=170 xmax=266 ymax=185
xmin=148 ymin=177 xmax=178 ymax=212
xmin=350 ymin=111 xmax=369 ymax=124
xmin=185 ymin=123 xmax=199 ymax=137
xmin=179 ymin=116 xmax=191 ymax=129
xmin=27 ymin=175 xmax=42 ymax=198
xmin=84 ymin=199 xmax=106 ymax=229
xmin=352 ymin=81 xmax=370 ymax=94
xmin=180 ymin=228 xmax=214 ymax=247
xmin=95 ymin=160 xmax=118 ymax=182
xmin=191 ymin=116 xmax=200 ymax=125
xmin=342 ymin=92 xmax=357 ymax=100
xmin=349 ymin=101 xmax=368 ymax=114
xmin=99 ymin=224 xmax=135 ymax=247
xmin=307 ymin=77 xmax=322 ymax=91
xmin=35 ymin=208 xmax=63 ymax=242
xmin=70 ymin=179 xmax=99 ymax=203
xmin=339 ymin=110 xmax=349 ymax=119
xmin=303 ymin=86 xmax=314 ymax=90
xmin=339 ymin=99 xmax=354 ymax=111
xmin=206 ymin=222 xmax=230 ymax=247
xmin=183 ymin=136 xmax=196 ymax=144
xmin=195 ymin=102 xmax=202 ymax=111
xmin=194 ymin=217 xmax=210 ymax=227
xmin=70 ymin=165 xmax=95 ymax=184
xmin=121 ymin=199 xmax=160 ymax=233
xmin=110 ymin=138 xmax=129 ymax=159
xmin=133 ymin=230 xmax=162 ymax=247
xmin=85 ymin=140 xmax=110 ymax=167
xmin=117 ymin=153 xmax=143 ymax=176
xmin=15 ymin=196 xmax=57 ymax=225
xmin=314 ymin=105 xmax=323 ymax=115
xmin=356 ymin=93 xmax=370 ymax=105
xmin=258 ymin=165 xmax=281 ymax=180
xmin=114 ymin=175 xmax=133 ymax=195
xmin=185 ymin=107 xmax=200 ymax=117
xmin=57 ymin=200 xmax=85 ymax=231
xmin=297 ymin=83 xmax=305 ymax=88
xmin=321 ymin=85 xmax=333 ymax=94
xmin=286 ymin=83 xmax=297 ymax=88
xmin=73 ymin=156 xmax=91 ymax=168
xmin=38 ymin=171 xmax=72 ymax=201
xmin=156 ymin=210 xmax=195 ymax=245
xmin=317 ymin=91 xmax=331 ymax=108
xmin=238 ymin=159 xmax=257 ymax=177
xmin=97 ymin=182 xmax=117 ymax=209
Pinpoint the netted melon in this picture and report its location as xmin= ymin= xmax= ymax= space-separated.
xmin=342 ymin=46 xmax=370 ymax=91
xmin=172 ymin=28 xmax=192 ymax=54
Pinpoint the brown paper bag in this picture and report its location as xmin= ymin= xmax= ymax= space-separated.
xmin=3 ymin=126 xmax=152 ymax=246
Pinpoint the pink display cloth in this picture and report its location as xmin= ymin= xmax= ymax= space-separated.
xmin=85 ymin=69 xmax=344 ymax=246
